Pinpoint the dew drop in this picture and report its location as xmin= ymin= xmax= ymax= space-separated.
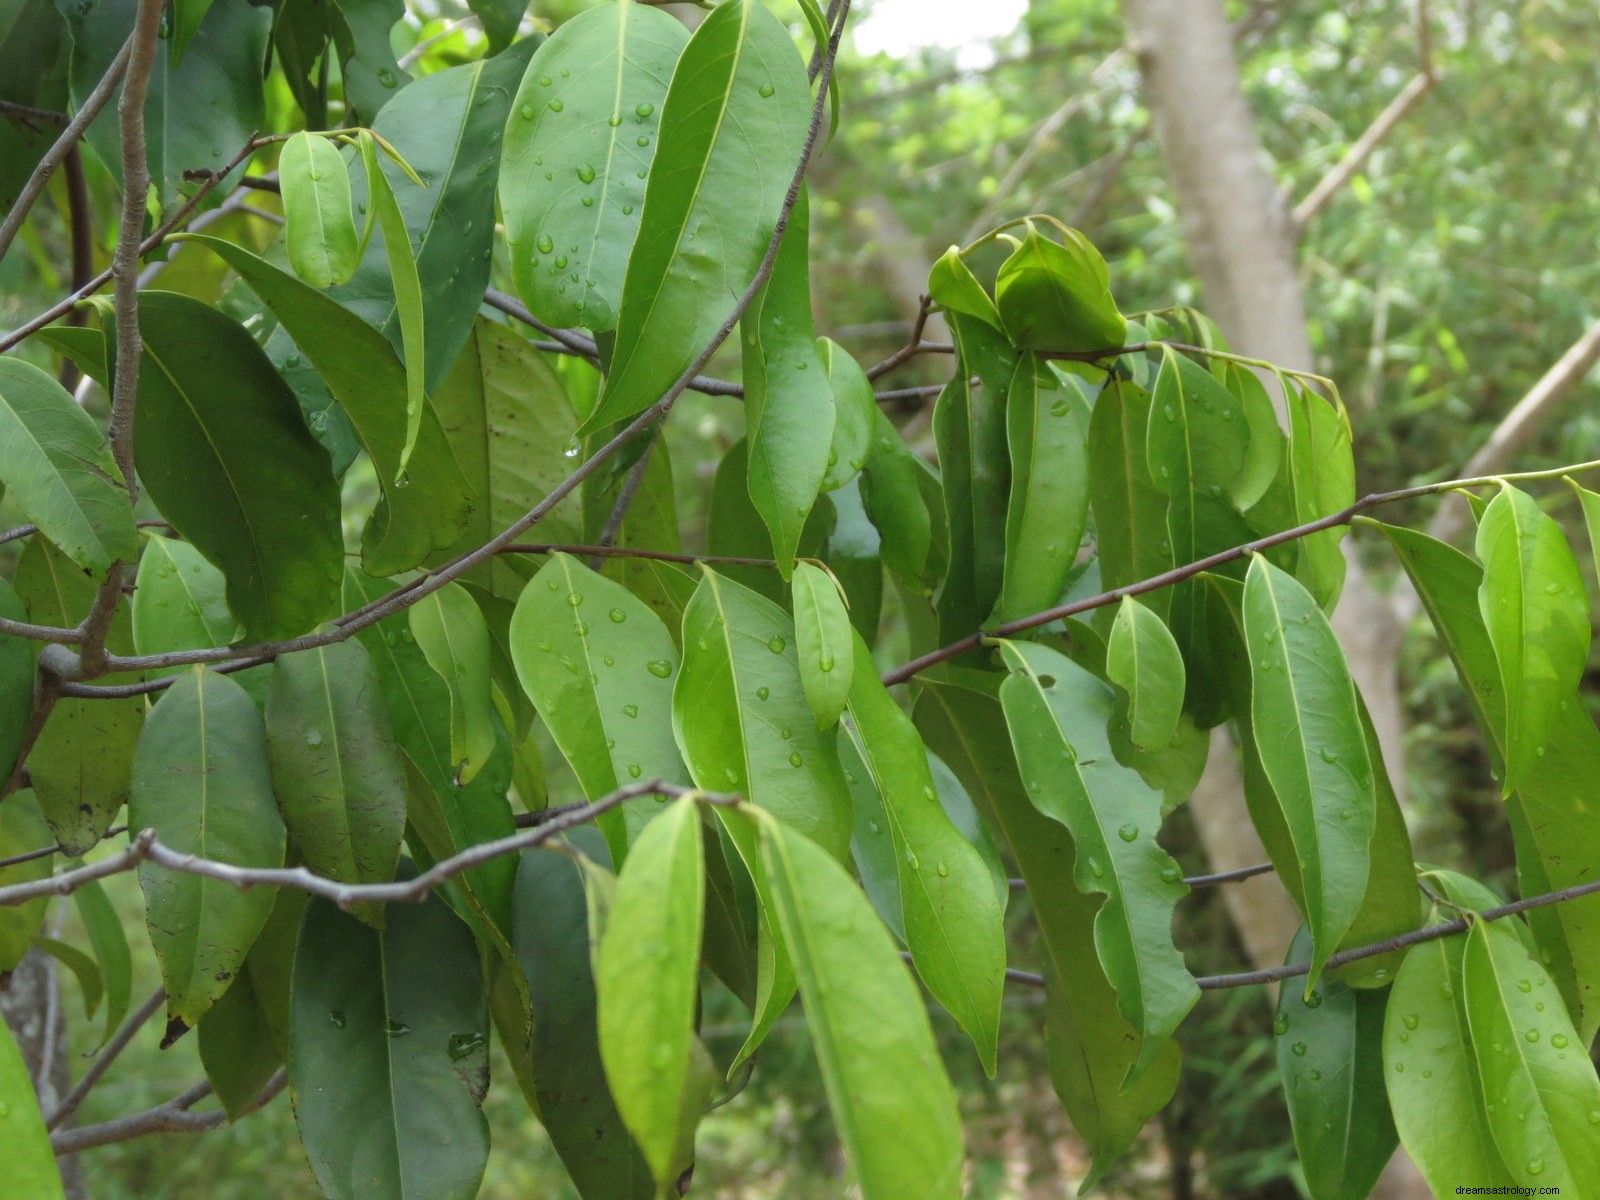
xmin=536 ymin=233 xmax=554 ymax=254
xmin=519 ymin=104 xmax=536 ymax=120
xmin=1291 ymin=1041 xmax=1307 ymax=1057
xmin=1527 ymin=1160 xmax=1545 ymax=1177
xmin=1517 ymin=979 xmax=1533 ymax=993
xmin=554 ymin=254 xmax=569 ymax=270
xmin=328 ymin=1010 xmax=346 ymax=1029
xmin=1086 ymin=856 xmax=1105 ymax=878
xmin=1160 ymin=864 xmax=1182 ymax=883
xmin=646 ymin=660 xmax=672 ymax=678
xmin=788 ymin=751 xmax=803 ymax=767
xmin=756 ymin=686 xmax=770 ymax=701
xmin=607 ymin=114 xmax=622 ymax=127
xmin=384 ymin=1018 xmax=411 ymax=1038
xmin=447 ymin=1032 xmax=484 ymax=1061
xmin=622 ymin=703 xmax=638 ymax=719
xmin=377 ymin=67 xmax=398 ymax=88
xmin=581 ymin=196 xmax=594 ymax=207
xmin=305 ymin=729 xmax=324 ymax=747
xmin=548 ymin=99 xmax=564 ymax=112
xmin=636 ymin=136 xmax=650 ymax=148
xmin=767 ymin=635 xmax=786 ymax=653
xmin=576 ymin=163 xmax=596 ymax=184
xmin=1303 ymin=990 xmax=1324 ymax=1009
xmin=1525 ymin=1029 xmax=1540 ymax=1043
xmin=628 ymin=763 xmax=642 ymax=778
xmin=1117 ymin=822 xmax=1139 ymax=842
xmin=1402 ymin=1013 xmax=1419 ymax=1031
xmin=566 ymin=591 xmax=584 ymax=607
xmin=1273 ymin=1013 xmax=1289 ymax=1036
xmin=1552 ymin=1033 xmax=1569 ymax=1049
xmin=758 ymin=83 xmax=776 ymax=98
xmin=819 ymin=652 xmax=835 ymax=673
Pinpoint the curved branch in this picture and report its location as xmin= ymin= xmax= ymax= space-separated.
xmin=52 ymin=1072 xmax=287 ymax=1156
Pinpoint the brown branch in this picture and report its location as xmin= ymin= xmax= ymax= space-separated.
xmin=57 ymin=146 xmax=93 ymax=392
xmin=1290 ymin=71 xmax=1436 ymax=232
xmin=1009 ymin=861 xmax=1273 ymax=893
xmin=864 ymin=297 xmax=936 ymax=381
xmin=0 ymin=825 xmax=128 ymax=870
xmin=46 ymin=988 xmax=165 ymax=1131
xmin=52 ymin=1072 xmax=287 ymax=1156
xmin=589 ymin=432 xmax=661 ymax=569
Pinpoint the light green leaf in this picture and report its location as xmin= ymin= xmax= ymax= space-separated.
xmin=1087 ymin=376 xmax=1174 ymax=616
xmin=858 ymin=409 xmax=932 ymax=580
xmin=290 ymin=886 xmax=490 ymax=1200
xmin=845 ymin=634 xmax=1005 ymax=1074
xmin=1244 ymin=555 xmax=1375 ymax=991
xmin=265 ymin=638 xmax=407 ymax=927
xmin=743 ymin=189 xmax=834 ymax=575
xmin=501 ymin=0 xmax=687 ymax=332
xmin=0 ymin=790 xmax=51 ymax=975
xmin=126 ymin=291 xmax=344 ymax=642
xmin=998 ymin=640 xmax=1197 ymax=1082
xmin=1275 ymin=927 xmax=1397 ymax=1200
xmin=927 ymin=245 xmax=1002 ymax=328
xmin=280 ymin=131 xmax=360 ymax=289
xmin=1568 ymin=477 xmax=1600 ymax=583
xmin=1464 ymin=918 xmax=1600 ymax=1195
xmin=1106 ymin=596 xmax=1185 ymax=752
xmin=131 ymin=668 xmax=286 ymax=1033
xmin=817 ymin=337 xmax=875 ymax=492
xmin=182 ymin=235 xmax=474 ymax=578
xmin=0 ymin=358 xmax=136 ymax=575
xmin=1476 ymin=483 xmax=1589 ymax=796
xmin=596 ymin=794 xmax=706 ymax=1186
xmin=408 ymin=583 xmax=498 ymax=787
xmin=1259 ymin=377 xmax=1353 ymax=609
xmin=583 ymin=0 xmax=811 ymax=432
xmin=993 ymin=219 xmax=1126 ymax=353
xmin=131 ymin=534 xmax=244 ymax=674
xmin=0 ymin=1011 xmax=63 ymax=1199
xmin=73 ymin=877 xmax=131 ymax=1045
xmin=791 ymin=562 xmax=853 ymax=731
xmin=1213 ymin=360 xmax=1282 ymax=512
xmin=508 ymin=553 xmax=688 ymax=862
xmin=757 ymin=815 xmax=965 ymax=1200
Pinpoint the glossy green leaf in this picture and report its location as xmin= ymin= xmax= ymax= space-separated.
xmin=1275 ymin=927 xmax=1397 ymax=1200
xmin=508 ymin=553 xmax=689 ymax=861
xmin=1384 ymin=901 xmax=1516 ymax=1194
xmin=1087 ymin=376 xmax=1174 ymax=615
xmin=744 ymin=190 xmax=834 ymax=574
xmin=280 ymin=132 xmax=360 ymax=289
xmin=0 ymin=790 xmax=50 ymax=974
xmin=1476 ymin=483 xmax=1589 ymax=796
xmin=130 ymin=533 xmax=247 ymax=679
xmin=1464 ymin=918 xmax=1600 ymax=1194
xmin=791 ymin=562 xmax=853 ymax=730
xmin=0 ymin=358 xmax=136 ymax=576
xmin=183 ymin=235 xmax=474 ymax=578
xmin=1106 ymin=596 xmax=1185 ymax=752
xmin=127 ymin=291 xmax=343 ymax=641
xmin=0 ymin=1011 xmax=63 ymax=1199
xmin=131 ymin=669 xmax=285 ymax=1033
xmin=859 ymin=409 xmax=932 ymax=580
xmin=596 ymin=794 xmax=706 ymax=1185
xmin=1568 ymin=477 xmax=1600 ymax=583
xmin=14 ymin=536 xmax=142 ymax=856
xmin=673 ymin=569 xmax=853 ymax=862
xmin=408 ymin=583 xmax=498 ymax=787
xmin=756 ymin=815 xmax=965 ymax=1200
xmin=169 ymin=0 xmax=214 ymax=65
xmin=1245 ymin=555 xmax=1376 ymax=990
xmin=998 ymin=640 xmax=1198 ymax=1081
xmin=501 ymin=0 xmax=687 ymax=332
xmin=1272 ymin=378 xmax=1354 ymax=608
xmin=845 ymin=634 xmax=1005 ymax=1074
xmin=265 ymin=638 xmax=407 ymax=926
xmin=993 ymin=219 xmax=1126 ymax=353
xmin=331 ymin=0 xmax=408 ymax=124
xmin=927 ymin=244 xmax=1002 ymax=328
xmin=817 ymin=337 xmax=875 ymax=492
xmin=0 ymin=577 xmax=34 ymax=784
xmin=290 ymin=887 xmax=490 ymax=1200
xmin=1214 ymin=360 xmax=1282 ymax=511
xmin=73 ymin=877 xmax=131 ymax=1045
xmin=583 ymin=0 xmax=811 ymax=431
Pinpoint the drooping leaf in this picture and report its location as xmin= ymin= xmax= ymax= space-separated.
xmin=124 ymin=291 xmax=344 ymax=642
xmin=131 ymin=668 xmax=286 ymax=1033
xmin=1463 ymin=917 xmax=1600 ymax=1193
xmin=998 ymin=640 xmax=1198 ymax=1081
xmin=1275 ymin=927 xmax=1397 ymax=1200
xmin=817 ymin=337 xmax=875 ymax=492
xmin=1105 ymin=596 xmax=1185 ymax=753
xmin=508 ymin=553 xmax=689 ymax=861
xmin=197 ymin=954 xmax=280 ymax=1121
xmin=859 ymin=409 xmax=932 ymax=580
xmin=501 ymin=1 xmax=686 ymax=332
xmin=265 ymin=638 xmax=408 ymax=927
xmin=1475 ymin=483 xmax=1589 ymax=797
xmin=756 ymin=814 xmax=966 ymax=1200
xmin=583 ymin=0 xmax=811 ymax=431
xmin=280 ymin=132 xmax=360 ymax=289
xmin=0 ymin=790 xmax=51 ymax=975
xmin=408 ymin=583 xmax=499 ymax=787
xmin=1568 ymin=477 xmax=1600 ymax=583
xmin=791 ymin=562 xmax=853 ymax=731
xmin=993 ymin=219 xmax=1126 ymax=353
xmin=927 ymin=245 xmax=1002 ymax=328
xmin=0 ymin=1011 xmax=63 ymax=1200
xmin=1213 ymin=360 xmax=1282 ymax=511
xmin=1255 ymin=378 xmax=1354 ymax=608
xmin=0 ymin=577 xmax=35 ymax=784
xmin=596 ymin=794 xmax=706 ymax=1186
xmin=290 ymin=886 xmax=491 ymax=1200
xmin=845 ymin=634 xmax=1005 ymax=1074
xmin=1244 ymin=555 xmax=1376 ymax=991
xmin=73 ymin=877 xmax=131 ymax=1044
xmin=30 ymin=935 xmax=100 ymax=1024
xmin=1087 ymin=376 xmax=1174 ymax=616
xmin=182 ymin=235 xmax=475 ymax=577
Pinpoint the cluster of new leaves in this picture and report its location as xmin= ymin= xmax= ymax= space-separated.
xmin=4 ymin=3 xmax=1600 ymax=1199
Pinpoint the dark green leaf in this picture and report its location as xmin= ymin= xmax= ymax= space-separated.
xmin=1088 ymin=376 xmax=1174 ymax=615
xmin=0 ymin=576 xmax=35 ymax=783
xmin=993 ymin=219 xmax=1126 ymax=353
xmin=73 ymin=877 xmax=131 ymax=1044
xmin=197 ymin=961 xmax=280 ymax=1121
xmin=468 ymin=0 xmax=523 ymax=53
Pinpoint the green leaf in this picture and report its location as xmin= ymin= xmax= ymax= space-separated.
xmin=197 ymin=955 xmax=280 ymax=1121
xmin=1260 ymin=378 xmax=1353 ymax=609
xmin=1384 ymin=901 xmax=1517 ymax=1194
xmin=501 ymin=1 xmax=687 ymax=332
xmin=290 ymin=886 xmax=490 ymax=1200
xmin=0 ymin=358 xmax=136 ymax=575
xmin=182 ymin=235 xmax=475 ymax=578
xmin=1568 ymin=477 xmax=1600 ymax=583
xmin=1214 ymin=360 xmax=1282 ymax=511
xmin=468 ymin=0 xmax=523 ymax=52
xmin=844 ymin=634 xmax=1005 ymax=1074
xmin=583 ymin=0 xmax=812 ymax=432
xmin=508 ymin=553 xmax=689 ymax=861
xmin=0 ymin=790 xmax=51 ymax=975
xmin=743 ymin=190 xmax=834 ymax=574
xmin=1476 ymin=483 xmax=1589 ymax=796
xmin=0 ymin=1011 xmax=64 ymax=1200
xmin=280 ymin=132 xmax=360 ymax=289
xmin=997 ymin=640 xmax=1198 ymax=1082
xmin=817 ymin=337 xmax=875 ymax=492
xmin=596 ymin=794 xmax=706 ymax=1185
xmin=32 ymin=935 xmax=103 ymax=1020
xmin=673 ymin=569 xmax=853 ymax=862
xmin=130 ymin=534 xmax=253 ymax=686
xmin=791 ymin=562 xmax=853 ymax=730
xmin=169 ymin=0 xmax=214 ymax=65
xmin=993 ymin=220 xmax=1126 ymax=353
xmin=265 ymin=638 xmax=407 ymax=927
xmin=1464 ymin=917 xmax=1600 ymax=1193
xmin=992 ymin=355 xmax=1090 ymax=624
xmin=1106 ymin=596 xmax=1185 ymax=753
xmin=73 ymin=877 xmax=132 ymax=1046
xmin=859 ymin=409 xmax=932 ymax=580
xmin=125 ymin=292 xmax=344 ymax=642
xmin=331 ymin=0 xmax=408 ymax=124
xmin=927 ymin=245 xmax=1002 ymax=328
xmin=498 ymin=843 xmax=653 ymax=1199
xmin=408 ymin=583 xmax=499 ymax=787
xmin=131 ymin=669 xmax=286 ymax=1033
xmin=1088 ymin=376 xmax=1174 ymax=614
xmin=0 ymin=577 xmax=35 ymax=783
xmin=1275 ymin=927 xmax=1397 ymax=1200
xmin=14 ymin=536 xmax=142 ymax=856
xmin=756 ymin=815 xmax=965 ymax=1200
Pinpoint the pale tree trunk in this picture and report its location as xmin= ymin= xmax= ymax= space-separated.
xmin=1119 ymin=0 xmax=1425 ymax=1193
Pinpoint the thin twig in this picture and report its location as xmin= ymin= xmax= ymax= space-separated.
xmin=1007 ymin=861 xmax=1275 ymax=892
xmin=47 ymin=989 xmax=167 ymax=1131
xmin=590 ymin=433 xmax=661 ymax=569
xmin=0 ymin=825 xmax=128 ymax=870
xmin=52 ymin=1071 xmax=287 ymax=1156
xmin=1290 ymin=72 xmax=1436 ymax=232
xmin=864 ymin=297 xmax=936 ymax=381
